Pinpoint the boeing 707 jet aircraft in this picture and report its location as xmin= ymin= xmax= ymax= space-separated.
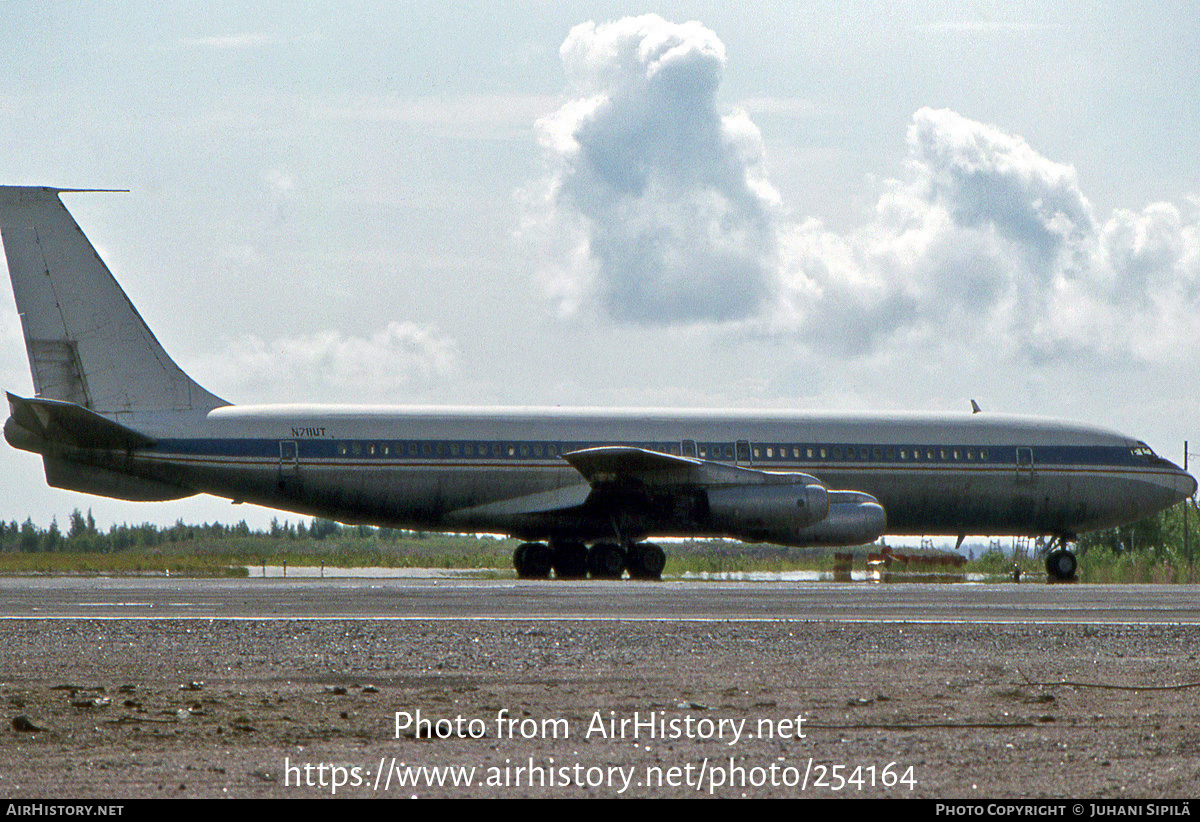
xmin=1 ymin=187 xmax=1194 ymax=580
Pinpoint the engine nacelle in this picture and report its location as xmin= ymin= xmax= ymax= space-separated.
xmin=788 ymin=490 xmax=887 ymax=547
xmin=706 ymin=482 xmax=830 ymax=543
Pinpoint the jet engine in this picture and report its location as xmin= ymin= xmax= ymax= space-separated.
xmin=705 ymin=482 xmax=830 ymax=543
xmin=705 ymin=484 xmax=885 ymax=547
xmin=790 ymin=490 xmax=887 ymax=547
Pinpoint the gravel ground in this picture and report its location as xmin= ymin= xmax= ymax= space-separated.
xmin=1 ymin=619 xmax=1198 ymax=798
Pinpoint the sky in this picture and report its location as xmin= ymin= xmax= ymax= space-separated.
xmin=0 ymin=1 xmax=1197 ymax=535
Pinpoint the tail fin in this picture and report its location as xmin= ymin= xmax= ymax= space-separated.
xmin=0 ymin=187 xmax=227 ymax=417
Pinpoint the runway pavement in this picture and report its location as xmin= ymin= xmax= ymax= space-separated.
xmin=2 ymin=576 xmax=1199 ymax=797
xmin=0 ymin=575 xmax=1197 ymax=622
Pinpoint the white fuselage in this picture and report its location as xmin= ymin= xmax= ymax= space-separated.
xmin=101 ymin=404 xmax=1195 ymax=544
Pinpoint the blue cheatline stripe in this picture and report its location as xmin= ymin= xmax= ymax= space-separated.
xmin=147 ymin=438 xmax=1153 ymax=469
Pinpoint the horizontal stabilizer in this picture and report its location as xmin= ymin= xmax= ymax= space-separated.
xmin=5 ymin=393 xmax=154 ymax=452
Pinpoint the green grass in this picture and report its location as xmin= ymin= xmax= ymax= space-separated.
xmin=0 ymin=551 xmax=249 ymax=576
xmin=2 ymin=534 xmax=1196 ymax=582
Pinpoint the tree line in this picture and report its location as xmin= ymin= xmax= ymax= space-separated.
xmin=2 ymin=501 xmax=1198 ymax=559
xmin=0 ymin=509 xmax=429 ymax=553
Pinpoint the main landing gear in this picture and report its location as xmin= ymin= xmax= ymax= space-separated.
xmin=513 ymin=540 xmax=666 ymax=581
xmin=1043 ymin=535 xmax=1079 ymax=581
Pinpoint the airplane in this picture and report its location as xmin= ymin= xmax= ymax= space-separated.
xmin=0 ymin=186 xmax=1194 ymax=581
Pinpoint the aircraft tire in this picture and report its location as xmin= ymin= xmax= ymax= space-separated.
xmin=587 ymin=542 xmax=626 ymax=579
xmin=627 ymin=542 xmax=666 ymax=580
xmin=1045 ymin=548 xmax=1078 ymax=580
xmin=515 ymin=542 xmax=552 ymax=578
xmin=552 ymin=541 xmax=588 ymax=579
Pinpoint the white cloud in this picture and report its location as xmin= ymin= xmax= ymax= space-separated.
xmin=522 ymin=14 xmax=781 ymax=324
xmin=178 ymin=33 xmax=323 ymax=50
xmin=523 ymin=17 xmax=1200 ymax=368
xmin=190 ymin=322 xmax=458 ymax=404
xmin=778 ymin=107 xmax=1200 ymax=364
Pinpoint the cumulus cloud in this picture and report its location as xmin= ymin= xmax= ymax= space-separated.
xmin=524 ymin=16 xmax=1200 ymax=366
xmin=190 ymin=321 xmax=458 ymax=403
xmin=524 ymin=14 xmax=781 ymax=323
xmin=780 ymin=107 xmax=1200 ymax=362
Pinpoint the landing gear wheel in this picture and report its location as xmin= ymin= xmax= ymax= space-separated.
xmin=514 ymin=542 xmax=552 ymax=578
xmin=627 ymin=542 xmax=666 ymax=580
xmin=552 ymin=541 xmax=588 ymax=579
xmin=587 ymin=542 xmax=626 ymax=579
xmin=1045 ymin=548 xmax=1078 ymax=580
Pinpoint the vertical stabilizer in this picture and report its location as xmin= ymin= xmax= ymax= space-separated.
xmin=0 ymin=187 xmax=227 ymax=417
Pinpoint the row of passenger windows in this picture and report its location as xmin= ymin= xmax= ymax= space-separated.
xmin=750 ymin=445 xmax=990 ymax=462
xmin=331 ymin=441 xmax=991 ymax=462
xmin=337 ymin=442 xmax=560 ymax=458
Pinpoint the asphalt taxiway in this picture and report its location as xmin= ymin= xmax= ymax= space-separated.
xmin=0 ymin=576 xmax=1197 ymax=622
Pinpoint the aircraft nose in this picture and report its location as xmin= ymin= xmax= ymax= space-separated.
xmin=1178 ymin=469 xmax=1198 ymax=502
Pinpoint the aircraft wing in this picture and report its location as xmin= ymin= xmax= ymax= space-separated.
xmin=446 ymin=446 xmax=826 ymax=524
xmin=561 ymin=445 xmax=822 ymax=488
xmin=560 ymin=446 xmax=884 ymax=547
xmin=445 ymin=483 xmax=593 ymax=520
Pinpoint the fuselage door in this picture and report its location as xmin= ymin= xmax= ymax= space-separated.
xmin=682 ymin=439 xmax=696 ymax=458
xmin=736 ymin=440 xmax=751 ymax=465
xmin=280 ymin=440 xmax=299 ymax=472
xmin=1016 ymin=447 xmax=1034 ymax=483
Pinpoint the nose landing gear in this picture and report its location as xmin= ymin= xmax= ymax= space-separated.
xmin=1042 ymin=535 xmax=1079 ymax=581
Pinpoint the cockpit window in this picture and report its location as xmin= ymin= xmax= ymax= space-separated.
xmin=1131 ymin=443 xmax=1156 ymax=460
